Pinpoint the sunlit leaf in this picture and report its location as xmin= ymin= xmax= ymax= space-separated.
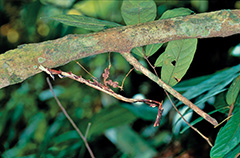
xmin=155 ymin=39 xmax=198 ymax=86
xmin=47 ymin=15 xmax=121 ymax=31
xmin=226 ymin=75 xmax=240 ymax=105
xmin=210 ymin=111 xmax=240 ymax=158
xmin=121 ymin=0 xmax=156 ymax=25
xmin=40 ymin=0 xmax=75 ymax=8
xmin=160 ymin=7 xmax=194 ymax=20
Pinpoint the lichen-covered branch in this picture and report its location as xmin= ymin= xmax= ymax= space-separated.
xmin=1 ymin=9 xmax=240 ymax=88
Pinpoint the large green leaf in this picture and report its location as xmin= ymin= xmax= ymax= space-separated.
xmin=160 ymin=7 xmax=194 ymax=20
xmin=47 ymin=15 xmax=121 ymax=31
xmin=210 ymin=111 xmax=240 ymax=158
xmin=226 ymin=75 xmax=240 ymax=105
xmin=174 ymin=73 xmax=214 ymax=92
xmin=177 ymin=64 xmax=240 ymax=105
xmin=121 ymin=0 xmax=156 ymax=25
xmin=155 ymin=39 xmax=198 ymax=86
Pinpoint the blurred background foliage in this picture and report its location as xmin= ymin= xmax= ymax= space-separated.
xmin=0 ymin=0 xmax=240 ymax=157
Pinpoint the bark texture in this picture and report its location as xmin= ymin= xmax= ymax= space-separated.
xmin=1 ymin=9 xmax=240 ymax=88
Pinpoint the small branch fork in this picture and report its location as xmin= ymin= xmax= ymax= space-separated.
xmin=120 ymin=51 xmax=218 ymax=126
xmin=39 ymin=65 xmax=164 ymax=127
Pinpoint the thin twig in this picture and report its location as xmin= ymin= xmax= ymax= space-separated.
xmin=75 ymin=61 xmax=97 ymax=80
xmin=120 ymin=51 xmax=218 ymax=126
xmin=120 ymin=68 xmax=134 ymax=91
xmin=164 ymin=90 xmax=213 ymax=147
xmin=141 ymin=47 xmax=159 ymax=77
xmin=235 ymin=152 xmax=240 ymax=158
xmin=85 ymin=123 xmax=92 ymax=138
xmin=46 ymin=77 xmax=95 ymax=158
xmin=40 ymin=65 xmax=163 ymax=126
xmin=108 ymin=52 xmax=112 ymax=69
xmin=227 ymin=103 xmax=235 ymax=121
xmin=214 ymin=115 xmax=233 ymax=128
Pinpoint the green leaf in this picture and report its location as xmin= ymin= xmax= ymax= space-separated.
xmin=155 ymin=39 xmax=198 ymax=86
xmin=47 ymin=15 xmax=121 ymax=31
xmin=160 ymin=7 xmax=194 ymax=20
xmin=178 ymin=64 xmax=240 ymax=105
xmin=180 ymin=109 xmax=219 ymax=134
xmin=131 ymin=46 xmax=144 ymax=57
xmin=110 ymin=125 xmax=157 ymax=157
xmin=174 ymin=73 xmax=214 ymax=92
xmin=214 ymin=92 xmax=230 ymax=114
xmin=121 ymin=0 xmax=156 ymax=25
xmin=81 ymin=104 xmax=137 ymax=138
xmin=121 ymin=103 xmax=158 ymax=121
xmin=145 ymin=43 xmax=163 ymax=57
xmin=223 ymin=143 xmax=240 ymax=158
xmin=210 ymin=111 xmax=240 ymax=158
xmin=226 ymin=75 xmax=240 ymax=105
xmin=53 ymin=130 xmax=79 ymax=144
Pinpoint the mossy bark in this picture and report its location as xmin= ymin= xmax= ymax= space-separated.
xmin=1 ymin=9 xmax=240 ymax=88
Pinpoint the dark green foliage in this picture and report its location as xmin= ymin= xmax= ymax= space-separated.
xmin=1 ymin=0 xmax=240 ymax=158
xmin=46 ymin=15 xmax=122 ymax=32
xmin=210 ymin=111 xmax=240 ymax=158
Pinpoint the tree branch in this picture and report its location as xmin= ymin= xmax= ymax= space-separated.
xmin=120 ymin=51 xmax=218 ymax=126
xmin=1 ymin=9 xmax=240 ymax=88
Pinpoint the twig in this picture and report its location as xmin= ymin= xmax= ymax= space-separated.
xmin=141 ymin=47 xmax=159 ymax=77
xmin=214 ymin=115 xmax=233 ymax=128
xmin=85 ymin=123 xmax=91 ymax=138
xmin=235 ymin=152 xmax=240 ymax=158
xmin=46 ymin=77 xmax=95 ymax=158
xmin=120 ymin=68 xmax=134 ymax=91
xmin=164 ymin=90 xmax=213 ymax=147
xmin=120 ymin=51 xmax=218 ymax=126
xmin=40 ymin=65 xmax=164 ymax=126
xmin=227 ymin=103 xmax=235 ymax=121
xmin=75 ymin=61 xmax=97 ymax=80
xmin=142 ymin=50 xmax=212 ymax=145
